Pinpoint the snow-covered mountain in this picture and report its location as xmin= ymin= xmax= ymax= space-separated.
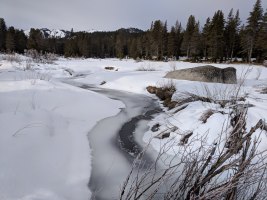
xmin=86 ymin=29 xmax=103 ymax=33
xmin=24 ymin=27 xmax=143 ymax=38
xmin=24 ymin=28 xmax=70 ymax=38
xmin=24 ymin=28 xmax=104 ymax=38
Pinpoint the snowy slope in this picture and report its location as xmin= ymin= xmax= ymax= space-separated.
xmin=0 ymin=59 xmax=124 ymax=199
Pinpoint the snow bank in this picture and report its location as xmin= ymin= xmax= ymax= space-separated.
xmin=0 ymin=72 xmax=123 ymax=199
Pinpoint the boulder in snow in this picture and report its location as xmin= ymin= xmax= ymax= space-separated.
xmin=164 ymin=65 xmax=237 ymax=84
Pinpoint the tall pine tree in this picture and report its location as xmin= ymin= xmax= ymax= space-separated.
xmin=225 ymin=9 xmax=241 ymax=61
xmin=208 ymin=10 xmax=225 ymax=62
xmin=181 ymin=15 xmax=197 ymax=58
xmin=5 ymin=26 xmax=15 ymax=52
xmin=190 ymin=21 xmax=201 ymax=60
xmin=15 ymin=30 xmax=27 ymax=53
xmin=27 ymin=28 xmax=45 ymax=51
xmin=0 ymin=18 xmax=7 ymax=51
xmin=245 ymin=0 xmax=263 ymax=62
xmin=255 ymin=9 xmax=267 ymax=61
xmin=202 ymin=17 xmax=211 ymax=60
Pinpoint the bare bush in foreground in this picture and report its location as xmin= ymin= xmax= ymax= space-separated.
xmin=120 ymin=108 xmax=267 ymax=200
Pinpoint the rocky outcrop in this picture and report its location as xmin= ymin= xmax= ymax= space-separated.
xmin=164 ymin=65 xmax=237 ymax=84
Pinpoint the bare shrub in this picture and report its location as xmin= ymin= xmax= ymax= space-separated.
xmin=174 ymin=92 xmax=212 ymax=107
xmin=24 ymin=71 xmax=51 ymax=83
xmin=24 ymin=49 xmax=58 ymax=64
xmin=136 ymin=63 xmax=156 ymax=71
xmin=173 ymin=66 xmax=251 ymax=109
xmin=120 ymin=109 xmax=267 ymax=200
xmin=175 ymin=90 xmax=246 ymax=109
xmin=157 ymin=80 xmax=176 ymax=93
xmin=135 ymin=57 xmax=142 ymax=62
xmin=25 ymin=49 xmax=41 ymax=61
xmin=43 ymin=52 xmax=58 ymax=64
xmin=255 ymin=67 xmax=263 ymax=80
xmin=169 ymin=61 xmax=177 ymax=71
xmin=24 ymin=58 xmax=33 ymax=71
xmin=1 ymin=53 xmax=22 ymax=63
xmin=200 ymin=66 xmax=251 ymax=105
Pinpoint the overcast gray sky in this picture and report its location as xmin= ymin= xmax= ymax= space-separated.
xmin=2 ymin=0 xmax=267 ymax=31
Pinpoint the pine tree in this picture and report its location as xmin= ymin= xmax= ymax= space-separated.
xmin=143 ymin=33 xmax=151 ymax=59
xmin=202 ymin=17 xmax=211 ymax=60
xmin=115 ymin=32 xmax=124 ymax=58
xmin=5 ymin=26 xmax=15 ymax=52
xmin=136 ymin=37 xmax=143 ymax=58
xmin=150 ymin=20 xmax=165 ymax=59
xmin=162 ymin=21 xmax=168 ymax=58
xmin=0 ymin=18 xmax=7 ymax=51
xmin=181 ymin=15 xmax=197 ymax=58
xmin=208 ymin=10 xmax=225 ymax=62
xmin=15 ymin=30 xmax=27 ymax=53
xmin=64 ymin=38 xmax=78 ymax=57
xmin=76 ymin=33 xmax=90 ymax=57
xmin=190 ymin=22 xmax=201 ymax=60
xmin=255 ymin=9 xmax=267 ymax=61
xmin=225 ymin=9 xmax=241 ymax=61
xmin=27 ymin=28 xmax=45 ymax=51
xmin=128 ymin=38 xmax=137 ymax=59
xmin=174 ymin=21 xmax=183 ymax=58
xmin=167 ymin=26 xmax=176 ymax=57
xmin=245 ymin=0 xmax=263 ymax=62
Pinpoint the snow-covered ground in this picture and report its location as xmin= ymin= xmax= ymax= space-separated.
xmin=35 ymin=56 xmax=267 ymax=153
xmin=0 ymin=54 xmax=267 ymax=199
xmin=0 ymin=57 xmax=124 ymax=199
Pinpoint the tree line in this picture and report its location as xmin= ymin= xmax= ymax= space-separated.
xmin=0 ymin=0 xmax=266 ymax=63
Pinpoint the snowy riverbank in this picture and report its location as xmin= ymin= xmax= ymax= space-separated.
xmin=0 ymin=67 xmax=123 ymax=199
xmin=0 ymin=54 xmax=267 ymax=199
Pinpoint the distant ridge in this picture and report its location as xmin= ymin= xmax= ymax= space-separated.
xmin=116 ymin=28 xmax=144 ymax=33
xmin=24 ymin=27 xmax=144 ymax=38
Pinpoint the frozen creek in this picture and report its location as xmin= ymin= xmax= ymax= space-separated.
xmin=65 ymin=80 xmax=161 ymax=200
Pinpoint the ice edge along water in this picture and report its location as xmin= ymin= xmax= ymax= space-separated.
xmin=64 ymin=81 xmax=161 ymax=200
